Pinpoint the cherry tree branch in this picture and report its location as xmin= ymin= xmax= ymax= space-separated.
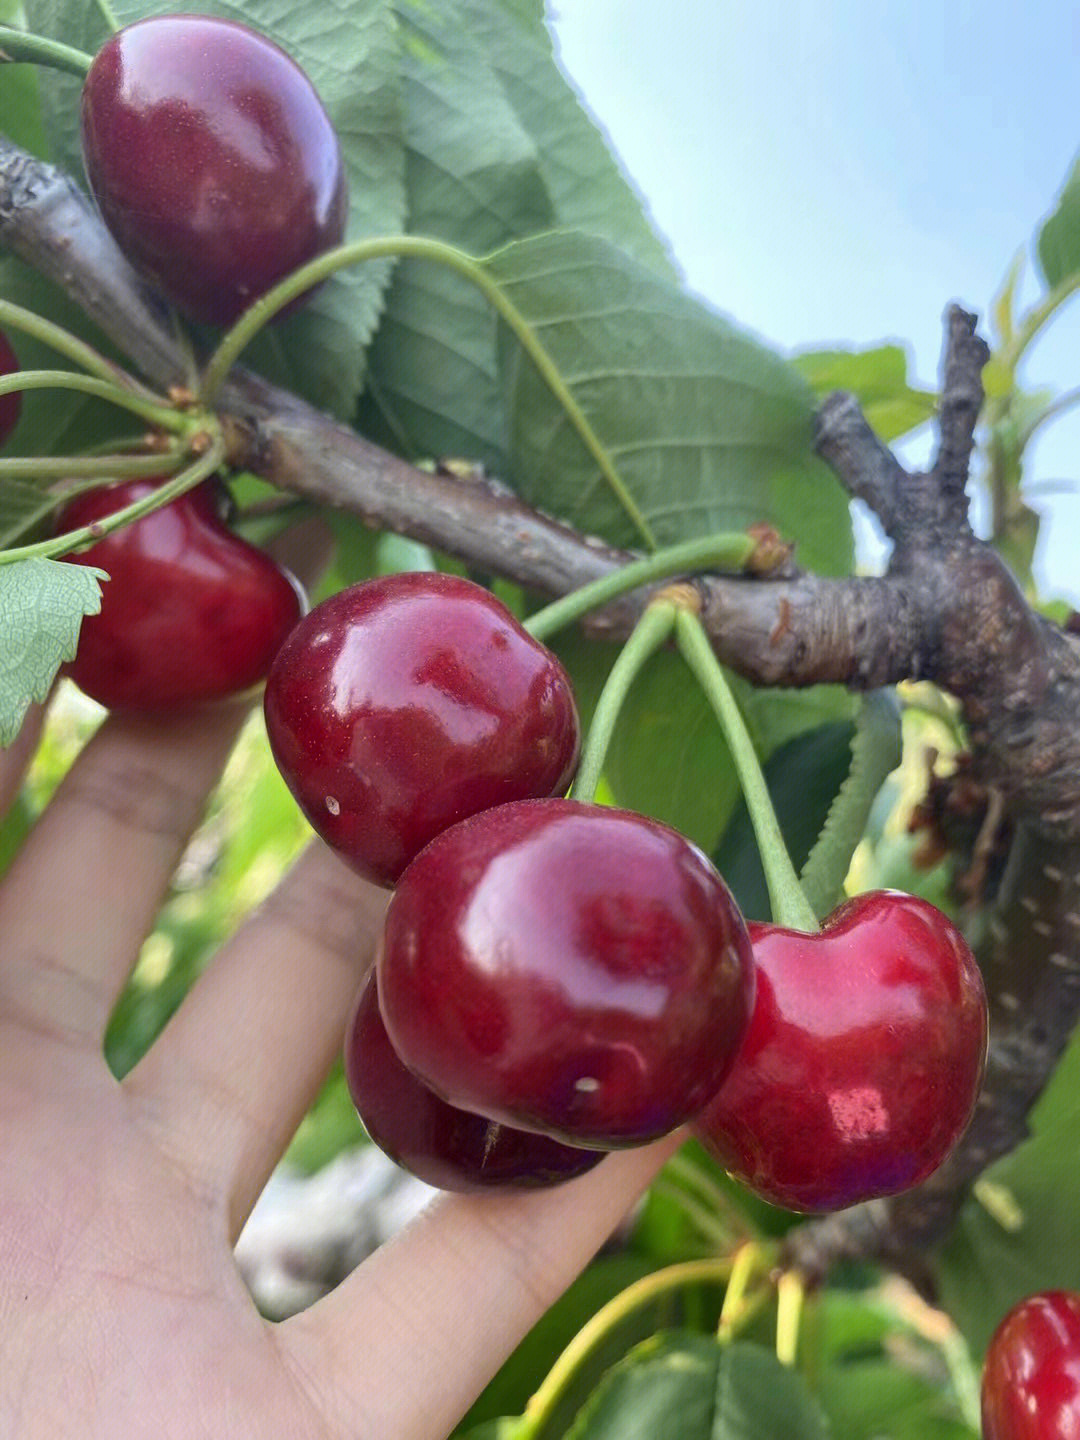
xmin=7 ymin=135 xmax=1080 ymax=1288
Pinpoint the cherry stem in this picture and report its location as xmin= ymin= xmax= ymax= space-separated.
xmin=0 ymin=428 xmax=225 ymax=566
xmin=0 ymin=370 xmax=187 ymax=431
xmin=0 ymin=26 xmax=93 ymax=76
xmin=0 ymin=450 xmax=184 ymax=483
xmin=0 ymin=298 xmax=162 ymax=400
xmin=197 ymin=234 xmax=656 ymax=551
xmin=524 ymin=532 xmax=755 ymax=643
xmin=571 ymin=600 xmax=677 ymax=805
xmin=673 ymin=607 xmax=820 ymax=932
xmin=774 ymin=1269 xmax=806 ymax=1367
xmin=522 ymin=1257 xmax=733 ymax=1436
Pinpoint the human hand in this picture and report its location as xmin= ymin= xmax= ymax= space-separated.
xmin=0 ymin=700 xmax=676 ymax=1439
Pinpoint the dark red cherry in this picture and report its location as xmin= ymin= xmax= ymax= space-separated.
xmin=344 ymin=970 xmax=605 ymax=1192
xmin=377 ymin=798 xmax=755 ymax=1148
xmin=982 ymin=1291 xmax=1080 ymax=1440
xmin=57 ymin=478 xmax=303 ymax=712
xmin=263 ymin=572 xmax=580 ymax=887
xmin=0 ymin=328 xmax=21 ymax=447
xmin=80 ymin=15 xmax=347 ymax=325
xmin=692 ymin=890 xmax=988 ymax=1213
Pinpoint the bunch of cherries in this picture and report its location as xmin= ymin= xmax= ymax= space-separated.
xmin=3 ymin=11 xmax=993 ymax=1217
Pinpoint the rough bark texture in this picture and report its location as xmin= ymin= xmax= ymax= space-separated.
xmin=6 ymin=135 xmax=1080 ymax=1286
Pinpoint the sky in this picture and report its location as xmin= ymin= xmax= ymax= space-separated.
xmin=547 ymin=0 xmax=1080 ymax=603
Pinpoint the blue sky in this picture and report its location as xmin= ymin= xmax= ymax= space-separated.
xmin=548 ymin=0 xmax=1080 ymax=603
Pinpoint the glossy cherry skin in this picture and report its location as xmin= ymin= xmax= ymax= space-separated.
xmin=344 ymin=970 xmax=605 ymax=1191
xmin=57 ymin=479 xmax=303 ymax=712
xmin=982 ymin=1291 xmax=1080 ymax=1440
xmin=81 ymin=15 xmax=347 ymax=325
xmin=264 ymin=572 xmax=581 ymax=887
xmin=692 ymin=891 xmax=988 ymax=1212
xmin=0 ymin=328 xmax=20 ymax=447
xmin=377 ymin=798 xmax=755 ymax=1148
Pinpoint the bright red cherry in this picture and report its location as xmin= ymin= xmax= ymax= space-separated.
xmin=80 ymin=15 xmax=347 ymax=325
xmin=344 ymin=970 xmax=605 ymax=1192
xmin=0 ymin=328 xmax=21 ymax=447
xmin=377 ymin=798 xmax=755 ymax=1148
xmin=982 ymin=1291 xmax=1080 ymax=1440
xmin=57 ymin=478 xmax=303 ymax=712
xmin=264 ymin=572 xmax=581 ymax=887
xmin=692 ymin=891 xmax=988 ymax=1212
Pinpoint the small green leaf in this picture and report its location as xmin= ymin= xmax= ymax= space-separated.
xmin=563 ymin=1334 xmax=830 ymax=1440
xmin=791 ymin=345 xmax=935 ymax=443
xmin=1037 ymin=149 xmax=1080 ymax=290
xmin=0 ymin=557 xmax=104 ymax=744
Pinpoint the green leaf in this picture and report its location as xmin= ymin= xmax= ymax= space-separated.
xmin=0 ymin=475 xmax=60 ymax=548
xmin=0 ymin=556 xmax=104 ymax=744
xmin=0 ymin=256 xmax=144 ymax=457
xmin=1037 ymin=149 xmax=1080 ymax=289
xmin=358 ymin=0 xmax=555 ymax=468
xmin=455 ymin=0 xmax=675 ymax=277
xmin=791 ymin=345 xmax=936 ymax=444
xmin=486 ymin=231 xmax=853 ymax=570
xmin=0 ymin=2 xmax=49 ymax=156
xmin=25 ymin=0 xmax=109 ymax=172
xmin=563 ymin=1334 xmax=830 ymax=1440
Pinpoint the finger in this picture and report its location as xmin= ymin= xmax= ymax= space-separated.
xmin=0 ymin=700 xmax=248 ymax=1044
xmin=0 ymin=701 xmax=47 ymax=821
xmin=125 ymin=841 xmax=385 ymax=1235
xmin=279 ymin=1135 xmax=682 ymax=1439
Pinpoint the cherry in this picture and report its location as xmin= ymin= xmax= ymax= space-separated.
xmin=344 ymin=970 xmax=605 ymax=1191
xmin=692 ymin=890 xmax=988 ymax=1212
xmin=263 ymin=571 xmax=581 ymax=887
xmin=0 ymin=328 xmax=20 ymax=447
xmin=377 ymin=797 xmax=755 ymax=1148
xmin=982 ymin=1291 xmax=1080 ymax=1440
xmin=80 ymin=15 xmax=347 ymax=326
xmin=57 ymin=478 xmax=303 ymax=712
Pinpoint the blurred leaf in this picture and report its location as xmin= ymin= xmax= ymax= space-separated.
xmin=935 ymin=1022 xmax=1080 ymax=1356
xmin=0 ymin=557 xmax=103 ymax=744
xmin=0 ymin=2 xmax=49 ymax=156
xmin=0 ymin=258 xmax=145 ymax=458
xmin=562 ymin=1335 xmax=830 ymax=1440
xmin=1037 ymin=148 xmax=1080 ymax=289
xmin=0 ymin=476 xmax=58 ymax=547
xmin=457 ymin=1255 xmax=661 ymax=1435
xmin=791 ymin=345 xmax=935 ymax=443
xmin=284 ymin=1065 xmax=366 ymax=1172
xmin=487 ymin=231 xmax=852 ymax=569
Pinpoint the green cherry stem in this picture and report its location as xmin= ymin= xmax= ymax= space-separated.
xmin=197 ymin=234 xmax=656 ymax=551
xmin=0 ymin=298 xmax=162 ymax=400
xmin=673 ymin=607 xmax=820 ymax=932
xmin=524 ymin=531 xmax=755 ymax=644
xmin=522 ymin=1257 xmax=733 ymax=1437
xmin=0 ymin=428 xmax=225 ymax=566
xmin=0 ymin=370 xmax=189 ymax=431
xmin=775 ymin=1269 xmax=807 ymax=1367
xmin=0 ymin=26 xmax=93 ymax=76
xmin=0 ymin=450 xmax=184 ymax=483
xmin=570 ymin=600 xmax=677 ymax=805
